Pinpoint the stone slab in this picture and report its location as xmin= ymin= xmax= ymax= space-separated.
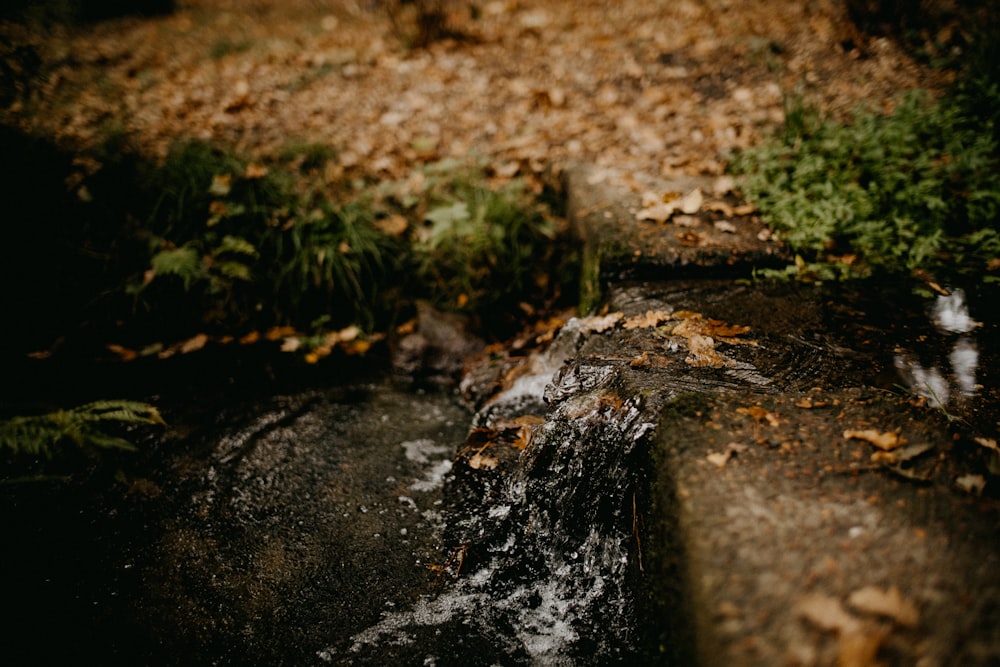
xmin=563 ymin=163 xmax=787 ymax=310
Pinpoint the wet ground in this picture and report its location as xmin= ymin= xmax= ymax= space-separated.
xmin=2 ymin=274 xmax=998 ymax=666
xmin=2 ymin=378 xmax=471 ymax=666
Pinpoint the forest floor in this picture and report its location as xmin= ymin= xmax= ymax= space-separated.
xmin=2 ymin=0 xmax=957 ymax=188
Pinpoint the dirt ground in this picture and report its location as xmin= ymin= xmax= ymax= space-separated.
xmin=2 ymin=0 xmax=956 ymax=185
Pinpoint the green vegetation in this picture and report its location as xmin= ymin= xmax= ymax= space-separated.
xmin=0 ymin=400 xmax=164 ymax=481
xmin=730 ymin=45 xmax=1000 ymax=288
xmin=379 ymin=158 xmax=569 ymax=331
xmin=2 ymin=131 xmax=573 ymax=357
xmin=0 ymin=132 xmax=573 ymax=474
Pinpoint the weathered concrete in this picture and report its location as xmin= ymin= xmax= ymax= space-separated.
xmin=564 ymin=164 xmax=787 ymax=311
xmin=555 ymin=163 xmax=1000 ymax=666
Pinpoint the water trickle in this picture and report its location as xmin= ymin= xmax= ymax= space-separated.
xmin=325 ymin=324 xmax=659 ymax=664
xmin=895 ymin=289 xmax=983 ymax=410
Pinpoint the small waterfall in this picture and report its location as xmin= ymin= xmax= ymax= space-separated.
xmin=325 ymin=324 xmax=659 ymax=665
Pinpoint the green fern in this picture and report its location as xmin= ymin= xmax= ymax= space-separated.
xmin=0 ymin=400 xmax=165 ymax=460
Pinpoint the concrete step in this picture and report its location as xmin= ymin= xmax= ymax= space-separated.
xmin=556 ymin=163 xmax=1000 ymax=666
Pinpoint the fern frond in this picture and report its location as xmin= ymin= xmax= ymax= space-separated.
xmin=0 ymin=400 xmax=165 ymax=460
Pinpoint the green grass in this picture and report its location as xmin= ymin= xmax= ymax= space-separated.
xmin=4 ymin=133 xmax=574 ymax=353
xmin=729 ymin=53 xmax=1000 ymax=289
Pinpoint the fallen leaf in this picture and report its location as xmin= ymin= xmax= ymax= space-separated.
xmin=623 ymin=310 xmax=671 ymax=329
xmin=180 ymin=333 xmax=209 ymax=354
xmin=685 ymin=333 xmax=727 ymax=368
xmin=707 ymin=451 xmax=731 ymax=467
xmin=797 ymin=594 xmax=887 ymax=667
xmin=706 ymin=200 xmax=735 ymax=216
xmin=244 ymin=162 xmax=268 ymax=179
xmin=707 ymin=443 xmax=748 ymax=468
xmin=974 ymin=436 xmax=999 ymax=453
xmin=510 ymin=415 xmax=546 ymax=427
xmin=838 ymin=627 xmax=886 ymax=667
xmin=636 ymin=188 xmax=702 ymax=222
xmin=714 ymin=220 xmax=737 ymax=233
xmin=956 ymin=474 xmax=986 ymax=495
xmin=265 ymin=326 xmax=298 ymax=341
xmin=736 ymin=406 xmax=780 ymax=427
xmin=468 ymin=453 xmax=499 ymax=470
xmin=373 ymin=213 xmax=409 ymax=236
xmin=580 ymin=312 xmax=623 ymax=333
xmin=844 ymin=429 xmax=905 ymax=451
xmin=847 ymin=586 xmax=919 ymax=627
xmin=712 ymin=175 xmax=736 ymax=196
xmin=209 ymin=173 xmax=232 ymax=196
xmin=680 ymin=187 xmax=703 ymax=213
xmin=106 ymin=343 xmax=138 ymax=361
xmin=239 ymin=331 xmax=260 ymax=344
xmin=797 ymin=593 xmax=859 ymax=633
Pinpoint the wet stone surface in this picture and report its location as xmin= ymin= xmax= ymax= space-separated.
xmin=3 ymin=381 xmax=472 ymax=667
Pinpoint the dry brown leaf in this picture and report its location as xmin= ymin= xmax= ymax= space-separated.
xmin=797 ymin=593 xmax=859 ymax=633
xmin=685 ymin=334 xmax=727 ymax=368
xmin=704 ymin=319 xmax=751 ymax=338
xmin=510 ymin=415 xmax=546 ymax=427
xmin=244 ymin=162 xmax=268 ymax=179
xmin=847 ymin=586 xmax=919 ymax=627
xmin=680 ymin=187 xmax=703 ymax=213
xmin=838 ymin=627 xmax=886 ymax=667
xmin=974 ymin=436 xmax=999 ymax=453
xmin=714 ymin=220 xmax=737 ymax=233
xmin=736 ymin=406 xmax=780 ymax=427
xmin=712 ymin=175 xmax=736 ymax=196
xmin=239 ymin=331 xmax=260 ymax=345
xmin=706 ymin=200 xmax=734 ymax=216
xmin=468 ymin=453 xmax=498 ymax=470
xmin=843 ymin=429 xmax=905 ymax=451
xmin=106 ymin=343 xmax=138 ymax=362
xmin=180 ymin=333 xmax=209 ymax=354
xmin=623 ymin=310 xmax=671 ymax=329
xmin=956 ymin=474 xmax=986 ymax=495
xmin=798 ymin=594 xmax=886 ymax=667
xmin=706 ymin=451 xmax=731 ymax=467
xmin=373 ymin=213 xmax=409 ymax=236
xmin=265 ymin=326 xmax=298 ymax=341
xmin=580 ymin=312 xmax=623 ymax=333
xmin=209 ymin=174 xmax=231 ymax=197
xmin=636 ymin=188 xmax=702 ymax=223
